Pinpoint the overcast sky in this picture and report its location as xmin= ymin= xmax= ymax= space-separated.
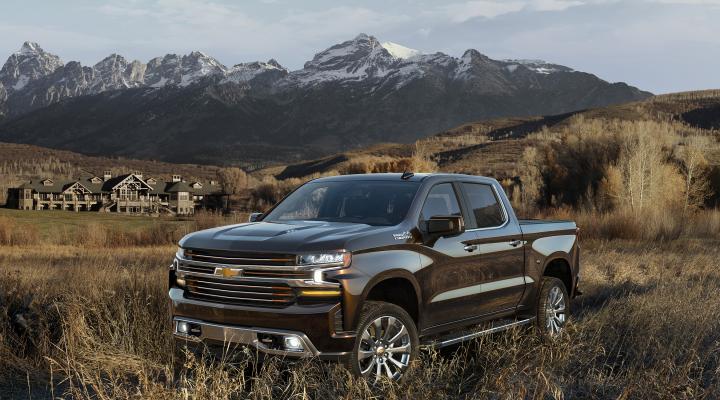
xmin=0 ymin=0 xmax=718 ymax=94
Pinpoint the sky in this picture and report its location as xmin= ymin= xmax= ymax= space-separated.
xmin=0 ymin=0 xmax=718 ymax=94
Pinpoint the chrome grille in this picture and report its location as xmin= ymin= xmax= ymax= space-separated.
xmin=176 ymin=262 xmax=313 ymax=280
xmin=184 ymin=275 xmax=296 ymax=307
xmin=185 ymin=249 xmax=296 ymax=266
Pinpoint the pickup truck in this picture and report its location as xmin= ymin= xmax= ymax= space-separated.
xmin=169 ymin=173 xmax=580 ymax=382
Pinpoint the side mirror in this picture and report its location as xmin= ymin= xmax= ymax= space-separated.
xmin=248 ymin=212 xmax=263 ymax=222
xmin=426 ymin=215 xmax=465 ymax=237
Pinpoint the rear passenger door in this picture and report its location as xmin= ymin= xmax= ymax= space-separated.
xmin=458 ymin=182 xmax=526 ymax=315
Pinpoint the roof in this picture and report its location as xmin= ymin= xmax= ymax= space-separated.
xmin=165 ymin=181 xmax=194 ymax=193
xmin=312 ymin=172 xmax=490 ymax=183
xmin=313 ymin=173 xmax=432 ymax=182
xmin=18 ymin=174 xmax=225 ymax=196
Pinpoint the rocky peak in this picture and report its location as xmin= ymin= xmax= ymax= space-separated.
xmin=292 ymin=33 xmax=398 ymax=85
xmin=0 ymin=42 xmax=63 ymax=93
xmin=90 ymin=54 xmax=145 ymax=92
xmin=143 ymin=51 xmax=226 ymax=88
xmin=267 ymin=59 xmax=283 ymax=69
xmin=179 ymin=51 xmax=226 ymax=86
xmin=20 ymin=41 xmax=42 ymax=55
xmin=223 ymin=59 xmax=288 ymax=87
xmin=460 ymin=49 xmax=493 ymax=64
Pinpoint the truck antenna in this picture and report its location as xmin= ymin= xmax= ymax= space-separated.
xmin=401 ymin=171 xmax=414 ymax=180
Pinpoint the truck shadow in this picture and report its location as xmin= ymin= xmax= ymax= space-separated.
xmin=571 ymin=280 xmax=657 ymax=319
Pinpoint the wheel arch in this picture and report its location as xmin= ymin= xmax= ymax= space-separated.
xmin=355 ymin=270 xmax=422 ymax=329
xmin=542 ymin=255 xmax=573 ymax=295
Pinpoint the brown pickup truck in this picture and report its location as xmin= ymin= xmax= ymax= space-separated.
xmin=170 ymin=173 xmax=580 ymax=382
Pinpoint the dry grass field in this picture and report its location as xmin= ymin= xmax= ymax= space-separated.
xmin=2 ymin=90 xmax=720 ymax=398
xmin=1 ymin=209 xmax=720 ymax=399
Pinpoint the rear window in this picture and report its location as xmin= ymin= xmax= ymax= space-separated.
xmin=263 ymin=180 xmax=420 ymax=226
xmin=462 ymin=183 xmax=506 ymax=229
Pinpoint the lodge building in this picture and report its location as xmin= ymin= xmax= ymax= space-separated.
xmin=8 ymin=172 xmax=225 ymax=215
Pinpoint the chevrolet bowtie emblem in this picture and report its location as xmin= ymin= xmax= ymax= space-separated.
xmin=215 ymin=266 xmax=243 ymax=278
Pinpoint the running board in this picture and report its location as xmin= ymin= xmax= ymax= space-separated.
xmin=425 ymin=317 xmax=536 ymax=348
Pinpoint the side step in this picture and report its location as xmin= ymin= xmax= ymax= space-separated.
xmin=424 ymin=317 xmax=536 ymax=348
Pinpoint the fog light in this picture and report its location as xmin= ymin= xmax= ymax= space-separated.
xmin=177 ymin=321 xmax=189 ymax=334
xmin=176 ymin=276 xmax=186 ymax=287
xmin=283 ymin=336 xmax=304 ymax=352
xmin=313 ymin=269 xmax=323 ymax=283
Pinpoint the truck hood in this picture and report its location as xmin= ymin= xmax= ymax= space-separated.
xmin=179 ymin=220 xmax=400 ymax=253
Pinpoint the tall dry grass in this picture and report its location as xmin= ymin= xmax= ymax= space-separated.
xmin=0 ymin=211 xmax=247 ymax=248
xmin=1 ymin=240 xmax=720 ymax=398
xmin=533 ymin=208 xmax=720 ymax=241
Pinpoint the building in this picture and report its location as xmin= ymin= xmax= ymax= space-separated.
xmin=9 ymin=172 xmax=226 ymax=215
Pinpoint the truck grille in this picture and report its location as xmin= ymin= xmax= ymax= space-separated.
xmin=177 ymin=263 xmax=313 ymax=280
xmin=184 ymin=249 xmax=296 ymax=266
xmin=184 ymin=275 xmax=296 ymax=307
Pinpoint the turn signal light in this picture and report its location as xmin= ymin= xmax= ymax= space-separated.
xmin=297 ymin=289 xmax=342 ymax=297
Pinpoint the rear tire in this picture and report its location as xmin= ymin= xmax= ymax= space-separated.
xmin=536 ymin=277 xmax=570 ymax=336
xmin=346 ymin=301 xmax=419 ymax=384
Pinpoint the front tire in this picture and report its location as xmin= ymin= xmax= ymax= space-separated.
xmin=536 ymin=277 xmax=570 ymax=336
xmin=346 ymin=301 xmax=419 ymax=383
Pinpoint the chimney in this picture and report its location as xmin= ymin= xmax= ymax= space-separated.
xmin=172 ymin=174 xmax=181 ymax=182
xmin=103 ymin=170 xmax=112 ymax=181
xmin=134 ymin=171 xmax=143 ymax=179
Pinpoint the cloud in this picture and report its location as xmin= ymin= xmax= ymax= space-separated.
xmin=439 ymin=1 xmax=526 ymax=22
xmin=2 ymin=0 xmax=719 ymax=93
xmin=651 ymin=0 xmax=720 ymax=3
xmin=437 ymin=0 xmax=592 ymax=22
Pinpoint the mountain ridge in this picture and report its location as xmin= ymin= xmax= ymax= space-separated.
xmin=0 ymin=34 xmax=652 ymax=165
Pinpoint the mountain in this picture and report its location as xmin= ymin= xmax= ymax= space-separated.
xmin=267 ymin=90 xmax=720 ymax=182
xmin=0 ymin=34 xmax=652 ymax=166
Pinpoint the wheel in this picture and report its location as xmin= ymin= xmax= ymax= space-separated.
xmin=536 ymin=277 xmax=570 ymax=336
xmin=346 ymin=301 xmax=419 ymax=383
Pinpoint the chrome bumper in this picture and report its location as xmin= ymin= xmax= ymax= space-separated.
xmin=173 ymin=317 xmax=320 ymax=358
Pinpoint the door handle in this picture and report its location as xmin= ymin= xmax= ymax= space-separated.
xmin=509 ymin=240 xmax=524 ymax=247
xmin=463 ymin=244 xmax=478 ymax=252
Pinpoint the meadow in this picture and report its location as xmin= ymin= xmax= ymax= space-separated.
xmin=2 ymin=91 xmax=720 ymax=398
xmin=1 ymin=209 xmax=719 ymax=399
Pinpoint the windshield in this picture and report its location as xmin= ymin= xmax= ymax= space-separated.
xmin=263 ymin=180 xmax=420 ymax=226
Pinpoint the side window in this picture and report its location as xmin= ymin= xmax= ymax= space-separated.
xmin=420 ymin=183 xmax=462 ymax=221
xmin=462 ymin=183 xmax=505 ymax=229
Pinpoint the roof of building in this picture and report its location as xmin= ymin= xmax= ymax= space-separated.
xmin=18 ymin=173 xmax=225 ymax=196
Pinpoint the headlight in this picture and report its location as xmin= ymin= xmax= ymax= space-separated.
xmin=176 ymin=247 xmax=185 ymax=259
xmin=297 ymin=251 xmax=351 ymax=267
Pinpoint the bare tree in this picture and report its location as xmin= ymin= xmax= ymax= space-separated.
xmin=676 ymin=136 xmax=713 ymax=212
xmin=217 ymin=167 xmax=248 ymax=195
xmin=517 ymin=146 xmax=543 ymax=213
xmin=606 ymin=121 xmax=683 ymax=214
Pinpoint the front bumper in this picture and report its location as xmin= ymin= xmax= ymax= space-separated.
xmin=174 ymin=316 xmax=321 ymax=357
xmin=170 ymin=288 xmax=355 ymax=359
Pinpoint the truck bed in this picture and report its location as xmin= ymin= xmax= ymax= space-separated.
xmin=518 ymin=219 xmax=577 ymax=235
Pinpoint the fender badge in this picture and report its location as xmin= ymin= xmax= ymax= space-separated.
xmin=215 ymin=266 xmax=243 ymax=278
xmin=393 ymin=231 xmax=412 ymax=240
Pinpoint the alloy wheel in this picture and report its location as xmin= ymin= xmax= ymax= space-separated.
xmin=544 ymin=286 xmax=567 ymax=335
xmin=357 ymin=315 xmax=412 ymax=383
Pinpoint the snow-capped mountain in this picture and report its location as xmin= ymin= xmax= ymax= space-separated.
xmin=0 ymin=42 xmax=63 ymax=94
xmin=0 ymin=34 xmax=651 ymax=164
xmin=223 ymin=59 xmax=288 ymax=87
xmin=91 ymin=54 xmax=145 ymax=92
xmin=502 ymin=59 xmax=574 ymax=74
xmin=381 ymin=42 xmax=422 ymax=59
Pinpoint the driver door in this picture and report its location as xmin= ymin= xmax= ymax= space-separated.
xmin=416 ymin=182 xmax=484 ymax=330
